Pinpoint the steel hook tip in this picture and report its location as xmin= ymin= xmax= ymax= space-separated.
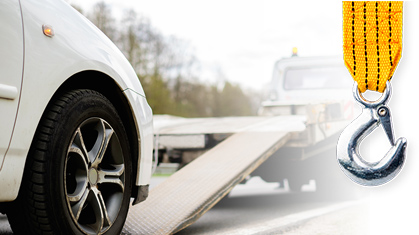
xmin=337 ymin=81 xmax=407 ymax=186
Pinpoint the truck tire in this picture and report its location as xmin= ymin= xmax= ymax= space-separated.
xmin=7 ymin=89 xmax=132 ymax=235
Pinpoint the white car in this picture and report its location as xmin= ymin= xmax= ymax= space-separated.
xmin=0 ymin=0 xmax=153 ymax=234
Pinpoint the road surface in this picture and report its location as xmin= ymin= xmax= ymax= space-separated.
xmin=177 ymin=193 xmax=368 ymax=234
xmin=0 ymin=176 xmax=368 ymax=234
xmin=0 ymin=197 xmax=368 ymax=235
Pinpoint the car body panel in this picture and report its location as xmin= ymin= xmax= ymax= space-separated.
xmin=0 ymin=0 xmax=153 ymax=201
xmin=0 ymin=0 xmax=24 ymax=169
xmin=123 ymin=89 xmax=154 ymax=185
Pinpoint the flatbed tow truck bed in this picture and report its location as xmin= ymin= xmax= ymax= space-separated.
xmin=122 ymin=116 xmax=306 ymax=234
xmin=122 ymin=55 xmax=353 ymax=234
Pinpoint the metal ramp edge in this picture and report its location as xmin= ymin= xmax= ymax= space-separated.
xmin=122 ymin=129 xmax=292 ymax=234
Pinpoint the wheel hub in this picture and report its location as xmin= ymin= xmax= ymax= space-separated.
xmin=88 ymin=168 xmax=99 ymax=185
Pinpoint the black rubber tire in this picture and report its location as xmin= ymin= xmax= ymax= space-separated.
xmin=6 ymin=89 xmax=132 ymax=235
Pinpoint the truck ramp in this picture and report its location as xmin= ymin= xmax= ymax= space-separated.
xmin=123 ymin=116 xmax=305 ymax=234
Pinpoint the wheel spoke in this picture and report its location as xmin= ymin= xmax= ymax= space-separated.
xmin=69 ymin=187 xmax=89 ymax=221
xmin=97 ymin=164 xmax=125 ymax=191
xmin=67 ymin=182 xmax=88 ymax=202
xmin=90 ymin=187 xmax=112 ymax=233
xmin=71 ymin=128 xmax=90 ymax=164
xmin=66 ymin=140 xmax=88 ymax=203
xmin=90 ymin=120 xmax=114 ymax=168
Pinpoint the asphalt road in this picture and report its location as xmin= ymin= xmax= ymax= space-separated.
xmin=0 ymin=177 xmax=368 ymax=234
xmin=177 ymin=193 xmax=368 ymax=235
xmin=0 ymin=196 xmax=367 ymax=235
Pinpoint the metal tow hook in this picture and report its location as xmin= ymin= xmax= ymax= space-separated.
xmin=337 ymin=81 xmax=407 ymax=186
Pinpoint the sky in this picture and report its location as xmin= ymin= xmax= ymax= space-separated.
xmin=67 ymin=0 xmax=343 ymax=90
xmin=66 ymin=1 xmax=419 ymax=234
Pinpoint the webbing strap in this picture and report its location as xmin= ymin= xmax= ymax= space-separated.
xmin=343 ymin=1 xmax=402 ymax=93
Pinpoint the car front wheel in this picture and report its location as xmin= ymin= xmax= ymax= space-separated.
xmin=7 ymin=89 xmax=132 ymax=235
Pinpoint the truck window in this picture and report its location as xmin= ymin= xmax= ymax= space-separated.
xmin=283 ymin=66 xmax=352 ymax=90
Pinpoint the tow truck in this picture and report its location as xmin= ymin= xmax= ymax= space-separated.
xmin=122 ymin=54 xmax=356 ymax=234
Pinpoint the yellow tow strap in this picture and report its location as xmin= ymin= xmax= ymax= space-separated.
xmin=343 ymin=1 xmax=403 ymax=93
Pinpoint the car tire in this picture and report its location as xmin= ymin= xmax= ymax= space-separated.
xmin=7 ymin=89 xmax=132 ymax=235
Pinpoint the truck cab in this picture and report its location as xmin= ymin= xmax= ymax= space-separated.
xmin=253 ymin=55 xmax=357 ymax=193
xmin=259 ymin=55 xmax=354 ymax=147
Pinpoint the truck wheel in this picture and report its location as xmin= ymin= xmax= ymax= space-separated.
xmin=7 ymin=89 xmax=132 ymax=235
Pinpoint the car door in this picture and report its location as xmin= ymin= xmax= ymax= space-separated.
xmin=0 ymin=1 xmax=24 ymax=166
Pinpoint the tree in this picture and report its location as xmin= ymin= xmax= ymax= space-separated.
xmin=214 ymin=82 xmax=253 ymax=117
xmin=141 ymin=74 xmax=176 ymax=115
xmin=88 ymin=1 xmax=117 ymax=42
xmin=84 ymin=3 xmax=255 ymax=118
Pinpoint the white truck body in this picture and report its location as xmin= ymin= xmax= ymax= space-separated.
xmin=259 ymin=56 xmax=354 ymax=147
xmin=129 ymin=55 xmax=359 ymax=234
xmin=154 ymin=55 xmax=354 ymax=162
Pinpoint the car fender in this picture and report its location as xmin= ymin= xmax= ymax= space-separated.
xmin=0 ymin=0 xmax=153 ymax=201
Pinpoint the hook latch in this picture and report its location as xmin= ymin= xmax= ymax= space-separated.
xmin=337 ymin=81 xmax=407 ymax=186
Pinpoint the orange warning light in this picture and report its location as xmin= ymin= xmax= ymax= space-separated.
xmin=42 ymin=25 xmax=54 ymax=37
xmin=292 ymin=47 xmax=298 ymax=56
